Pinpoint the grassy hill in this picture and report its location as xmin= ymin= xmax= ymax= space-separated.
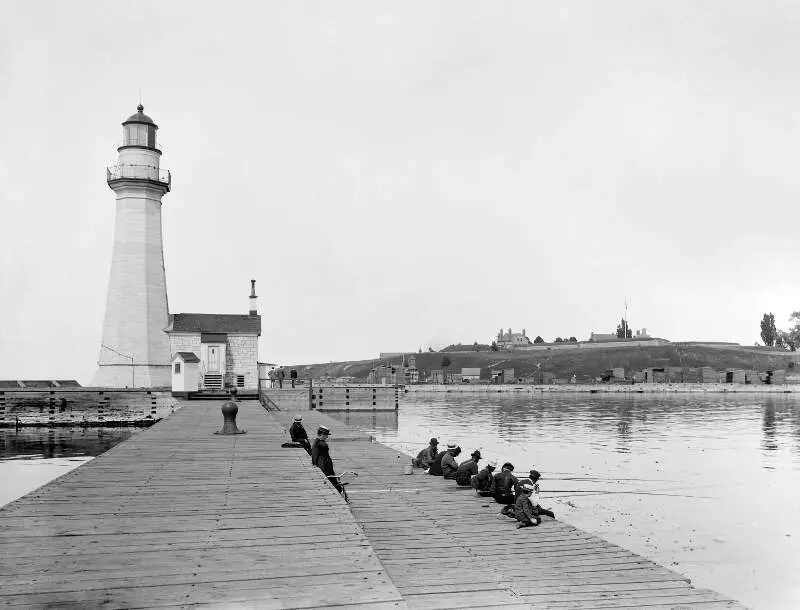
xmin=289 ymin=343 xmax=799 ymax=381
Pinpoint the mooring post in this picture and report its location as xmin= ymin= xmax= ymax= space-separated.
xmin=214 ymin=387 xmax=247 ymax=435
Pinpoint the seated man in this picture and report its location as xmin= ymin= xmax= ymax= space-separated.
xmin=493 ymin=462 xmax=518 ymax=505
xmin=471 ymin=459 xmax=497 ymax=496
xmin=441 ymin=444 xmax=462 ymax=480
xmin=427 ymin=445 xmax=448 ymax=476
xmin=529 ymin=470 xmax=555 ymax=519
xmin=514 ymin=469 xmax=537 ymax=501
xmin=413 ymin=438 xmax=439 ymax=468
xmin=311 ymin=425 xmax=343 ymax=494
xmin=289 ymin=414 xmax=311 ymax=454
xmin=455 ymin=450 xmax=481 ymax=486
xmin=514 ymin=483 xmax=541 ymax=529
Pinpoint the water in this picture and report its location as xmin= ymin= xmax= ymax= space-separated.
xmin=0 ymin=427 xmax=141 ymax=508
xmin=333 ymin=393 xmax=800 ymax=610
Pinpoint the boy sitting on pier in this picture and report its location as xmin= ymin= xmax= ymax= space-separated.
xmin=413 ymin=438 xmax=439 ymax=468
xmin=312 ymin=425 xmax=343 ymax=494
xmin=528 ymin=470 xmax=555 ymax=519
xmin=471 ymin=460 xmax=497 ymax=495
xmin=455 ymin=450 xmax=482 ymax=486
xmin=289 ymin=415 xmax=311 ymax=455
xmin=514 ymin=483 xmax=541 ymax=529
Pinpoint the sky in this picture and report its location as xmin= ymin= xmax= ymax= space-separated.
xmin=1 ymin=1 xmax=799 ymax=384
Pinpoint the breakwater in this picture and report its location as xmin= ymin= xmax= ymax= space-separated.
xmin=0 ymin=398 xmax=744 ymax=608
xmin=0 ymin=388 xmax=179 ymax=426
xmin=406 ymin=382 xmax=800 ymax=394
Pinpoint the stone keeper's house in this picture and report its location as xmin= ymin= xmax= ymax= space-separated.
xmin=165 ymin=281 xmax=261 ymax=391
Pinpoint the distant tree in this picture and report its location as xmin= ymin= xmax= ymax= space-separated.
xmin=474 ymin=341 xmax=480 ymax=352
xmin=554 ymin=337 xmax=564 ymax=343
xmin=534 ymin=336 xmax=544 ymax=344
xmin=428 ymin=346 xmax=434 ymax=352
xmin=568 ymin=336 xmax=578 ymax=343
xmin=760 ymin=313 xmax=777 ymax=347
xmin=616 ymin=319 xmax=632 ymax=339
xmin=490 ymin=341 xmax=498 ymax=351
xmin=440 ymin=355 xmax=451 ymax=369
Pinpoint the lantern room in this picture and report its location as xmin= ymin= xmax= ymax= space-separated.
xmin=121 ymin=104 xmax=159 ymax=151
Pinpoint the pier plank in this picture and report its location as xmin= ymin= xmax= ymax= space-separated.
xmin=267 ymin=409 xmax=746 ymax=610
xmin=1 ymin=400 xmax=747 ymax=609
xmin=0 ymin=401 xmax=405 ymax=609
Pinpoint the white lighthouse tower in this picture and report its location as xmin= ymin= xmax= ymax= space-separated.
xmin=91 ymin=104 xmax=172 ymax=388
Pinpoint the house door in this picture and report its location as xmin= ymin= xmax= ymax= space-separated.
xmin=208 ymin=346 xmax=220 ymax=372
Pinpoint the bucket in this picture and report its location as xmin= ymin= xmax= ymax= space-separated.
xmin=403 ymin=464 xmax=413 ymax=475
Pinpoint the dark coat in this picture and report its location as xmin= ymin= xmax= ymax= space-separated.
xmin=515 ymin=492 xmax=537 ymax=524
xmin=455 ymin=459 xmax=479 ymax=486
xmin=473 ymin=467 xmax=495 ymax=492
xmin=441 ymin=452 xmax=459 ymax=479
xmin=289 ymin=422 xmax=308 ymax=443
xmin=311 ymin=437 xmax=334 ymax=477
xmin=427 ymin=450 xmax=447 ymax=476
xmin=414 ymin=445 xmax=438 ymax=468
xmin=493 ymin=469 xmax=519 ymax=497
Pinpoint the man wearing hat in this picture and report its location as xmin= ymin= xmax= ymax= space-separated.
xmin=455 ymin=450 xmax=482 ymax=486
xmin=472 ymin=459 xmax=497 ymax=496
xmin=527 ymin=470 xmax=555 ymax=519
xmin=514 ymin=483 xmax=541 ymax=529
xmin=413 ymin=438 xmax=439 ymax=469
xmin=289 ymin=414 xmax=311 ymax=455
xmin=493 ymin=462 xmax=519 ymax=505
xmin=440 ymin=444 xmax=462 ymax=480
xmin=312 ymin=425 xmax=342 ymax=493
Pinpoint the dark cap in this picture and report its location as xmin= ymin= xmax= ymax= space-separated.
xmin=317 ymin=425 xmax=330 ymax=435
xmin=471 ymin=450 xmax=481 ymax=460
xmin=502 ymin=462 xmax=515 ymax=471
xmin=430 ymin=438 xmax=438 ymax=445
xmin=529 ymin=469 xmax=541 ymax=482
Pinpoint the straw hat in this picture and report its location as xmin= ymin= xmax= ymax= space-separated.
xmin=293 ymin=415 xmax=303 ymax=422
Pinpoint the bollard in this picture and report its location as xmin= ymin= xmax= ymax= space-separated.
xmin=214 ymin=387 xmax=247 ymax=435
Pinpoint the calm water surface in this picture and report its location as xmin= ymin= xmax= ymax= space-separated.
xmin=333 ymin=393 xmax=800 ymax=610
xmin=0 ymin=427 xmax=140 ymax=507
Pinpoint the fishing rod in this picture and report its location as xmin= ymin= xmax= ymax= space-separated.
xmin=542 ymin=489 xmax=716 ymax=499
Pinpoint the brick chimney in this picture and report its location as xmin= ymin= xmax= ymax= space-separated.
xmin=249 ymin=279 xmax=258 ymax=316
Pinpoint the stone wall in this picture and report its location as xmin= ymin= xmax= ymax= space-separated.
xmin=226 ymin=334 xmax=258 ymax=390
xmin=0 ymin=389 xmax=180 ymax=426
xmin=169 ymin=334 xmax=201 ymax=357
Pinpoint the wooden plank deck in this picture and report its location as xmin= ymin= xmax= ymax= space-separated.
xmin=1 ymin=400 xmax=747 ymax=609
xmin=0 ymin=400 xmax=405 ymax=609
xmin=268 ymin=409 xmax=747 ymax=610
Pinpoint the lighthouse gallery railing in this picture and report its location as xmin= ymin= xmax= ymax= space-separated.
xmin=107 ymin=164 xmax=171 ymax=187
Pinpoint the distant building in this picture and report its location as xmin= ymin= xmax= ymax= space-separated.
xmin=404 ymin=355 xmax=419 ymax=384
xmin=461 ymin=367 xmax=481 ymax=382
xmin=589 ymin=332 xmax=618 ymax=342
xmin=490 ymin=368 xmax=516 ymax=383
xmin=496 ymin=328 xmax=532 ymax=349
xmin=165 ymin=281 xmax=261 ymax=391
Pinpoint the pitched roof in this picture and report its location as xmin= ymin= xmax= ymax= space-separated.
xmin=173 ymin=351 xmax=201 ymax=363
xmin=167 ymin=313 xmax=261 ymax=335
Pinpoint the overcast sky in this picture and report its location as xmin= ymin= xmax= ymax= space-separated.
xmin=1 ymin=1 xmax=799 ymax=383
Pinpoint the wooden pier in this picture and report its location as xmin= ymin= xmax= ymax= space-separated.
xmin=1 ymin=400 xmax=745 ymax=609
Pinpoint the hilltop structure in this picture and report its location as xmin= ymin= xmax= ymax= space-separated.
xmin=92 ymin=105 xmax=172 ymax=387
xmin=496 ymin=328 xmax=532 ymax=349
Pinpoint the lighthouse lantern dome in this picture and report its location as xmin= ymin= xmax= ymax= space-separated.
xmin=121 ymin=104 xmax=159 ymax=150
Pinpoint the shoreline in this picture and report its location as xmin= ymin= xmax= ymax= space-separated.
xmin=405 ymin=382 xmax=800 ymax=394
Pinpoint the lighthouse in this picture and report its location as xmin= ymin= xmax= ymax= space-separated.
xmin=91 ymin=104 xmax=172 ymax=387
